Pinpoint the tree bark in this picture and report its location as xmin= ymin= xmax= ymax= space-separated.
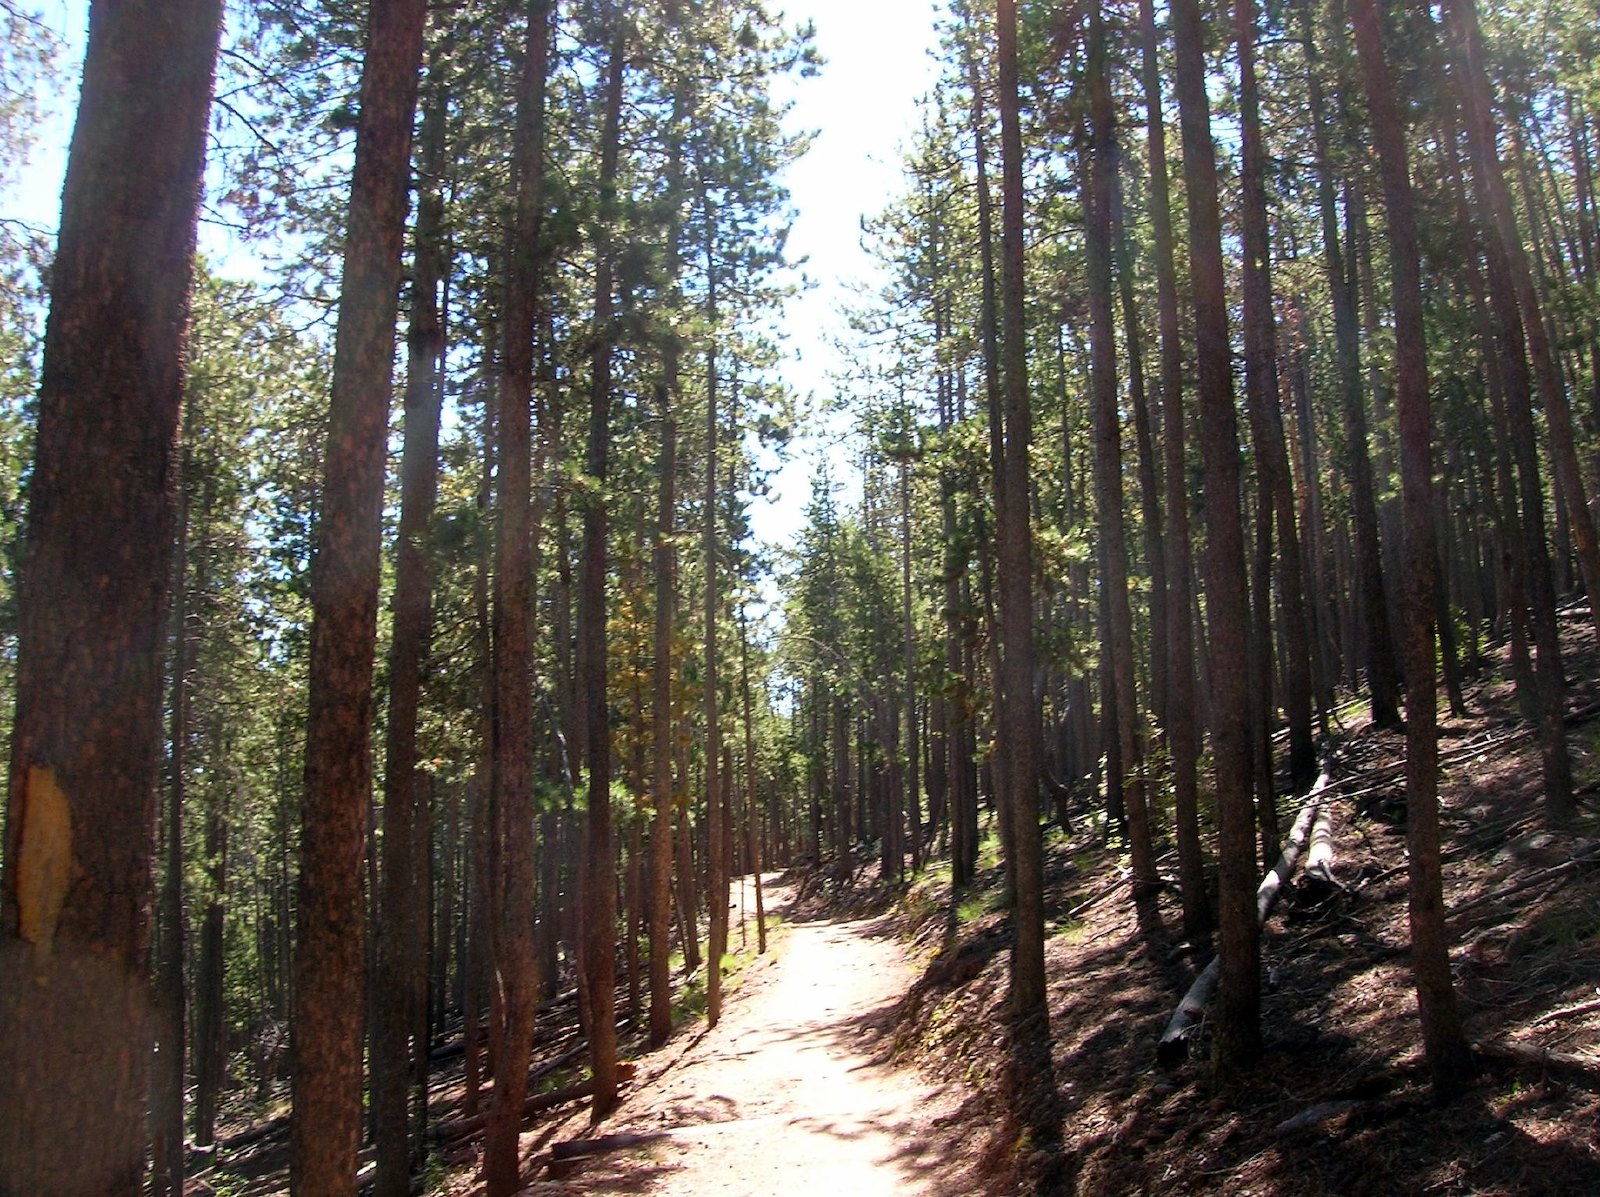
xmin=1349 ymin=0 xmax=1475 ymax=1090
xmin=292 ymin=0 xmax=429 ymax=1190
xmin=0 ymin=3 xmax=221 ymax=1192
xmin=374 ymin=60 xmax=449 ymax=1197
xmin=1138 ymin=0 xmax=1208 ymax=939
xmin=1235 ymin=0 xmax=1316 ymax=788
xmin=580 ymin=25 xmax=626 ymax=1121
xmin=1087 ymin=14 xmax=1157 ymax=894
xmin=1172 ymin=0 xmax=1261 ymax=1076
xmin=994 ymin=0 xmax=1058 ymax=1145
xmin=1298 ymin=0 xmax=1402 ymax=728
xmin=701 ymin=160 xmax=730 ymax=1030
xmin=1444 ymin=0 xmax=1574 ymax=821
xmin=151 ymin=428 xmax=194 ymax=1197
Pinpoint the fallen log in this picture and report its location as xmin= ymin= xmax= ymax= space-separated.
xmin=215 ymin=1114 xmax=290 ymax=1153
xmin=1476 ymin=1039 xmax=1600 ymax=1089
xmin=1157 ymin=762 xmax=1333 ymax=1064
xmin=1305 ymin=801 xmax=1337 ymax=885
xmin=428 ymin=1079 xmax=596 ymax=1143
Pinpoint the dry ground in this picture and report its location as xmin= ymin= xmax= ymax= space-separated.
xmin=893 ymin=603 xmax=1600 ymax=1194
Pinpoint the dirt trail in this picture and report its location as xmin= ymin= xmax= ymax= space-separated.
xmin=566 ymin=880 xmax=983 ymax=1196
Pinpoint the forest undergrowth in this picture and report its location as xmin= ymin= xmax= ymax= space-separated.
xmin=876 ymin=602 xmax=1600 ymax=1195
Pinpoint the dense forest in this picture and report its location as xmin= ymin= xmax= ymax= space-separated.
xmin=1 ymin=0 xmax=1598 ymax=1192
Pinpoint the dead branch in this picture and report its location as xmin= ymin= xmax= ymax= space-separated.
xmin=1531 ymin=995 xmax=1600 ymax=1026
xmin=1158 ymin=762 xmax=1333 ymax=1063
xmin=1448 ymin=847 xmax=1600 ymax=923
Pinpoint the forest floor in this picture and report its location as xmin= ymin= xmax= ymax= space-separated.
xmin=196 ymin=606 xmax=1600 ymax=1197
xmin=885 ymin=601 xmax=1600 ymax=1195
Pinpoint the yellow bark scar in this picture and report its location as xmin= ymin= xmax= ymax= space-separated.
xmin=17 ymin=764 xmax=72 ymax=956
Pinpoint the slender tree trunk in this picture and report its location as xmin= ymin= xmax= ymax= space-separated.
xmin=701 ymin=172 xmax=729 ymax=1030
xmin=1299 ymin=0 xmax=1402 ymax=728
xmin=371 ymin=61 xmax=447 ymax=1196
xmin=1087 ymin=16 xmax=1157 ymax=894
xmin=738 ymin=608 xmax=768 ymax=954
xmin=193 ymin=771 xmax=227 ymax=1147
xmin=900 ymin=441 xmax=922 ymax=874
xmin=1349 ymin=0 xmax=1475 ymax=1090
xmin=994 ymin=0 xmax=1058 ymax=1148
xmin=482 ymin=5 xmax=550 ymax=1189
xmin=648 ymin=400 xmax=678 ymax=1048
xmin=291 ymin=0 xmax=428 ymax=1189
xmin=1444 ymin=0 xmax=1574 ymax=821
xmin=151 ymin=430 xmax=194 ymax=1197
xmin=1235 ymin=0 xmax=1315 ymax=787
xmin=1172 ymin=0 xmax=1261 ymax=1076
xmin=1449 ymin=0 xmax=1600 ymax=646
xmin=0 ymin=4 xmax=219 ymax=1193
xmin=1138 ymin=0 xmax=1208 ymax=939
xmin=581 ymin=26 xmax=626 ymax=1120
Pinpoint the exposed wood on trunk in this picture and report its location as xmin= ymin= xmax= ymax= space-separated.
xmin=0 ymin=2 xmax=223 ymax=1190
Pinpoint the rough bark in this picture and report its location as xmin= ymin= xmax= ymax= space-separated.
xmin=1138 ymin=0 xmax=1208 ymax=939
xmin=483 ymin=3 xmax=549 ymax=1190
xmin=580 ymin=26 xmax=626 ymax=1121
xmin=1443 ymin=0 xmax=1572 ymax=821
xmin=151 ymin=430 xmax=193 ymax=1197
xmin=1349 ymin=0 xmax=1475 ymax=1090
xmin=373 ymin=62 xmax=449 ymax=1197
xmin=291 ymin=0 xmax=429 ymax=1190
xmin=703 ymin=190 xmax=727 ymax=1029
xmin=1087 ymin=15 xmax=1157 ymax=893
xmin=1235 ymin=0 xmax=1315 ymax=788
xmin=1171 ymin=0 xmax=1261 ymax=1076
xmin=994 ymin=0 xmax=1059 ymax=1149
xmin=1299 ymin=0 xmax=1402 ymax=727
xmin=0 ymin=3 xmax=221 ymax=1192
xmin=1448 ymin=0 xmax=1600 ymax=651
xmin=649 ymin=400 xmax=678 ymax=1047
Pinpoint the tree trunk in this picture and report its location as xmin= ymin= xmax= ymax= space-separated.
xmin=1444 ymin=0 xmax=1574 ymax=822
xmin=1235 ymin=0 xmax=1315 ymax=787
xmin=649 ymin=399 xmax=678 ymax=1047
xmin=1349 ymin=0 xmax=1475 ymax=1090
xmin=994 ymin=0 xmax=1058 ymax=1145
xmin=1172 ymin=0 xmax=1261 ymax=1076
xmin=1299 ymin=0 xmax=1402 ymax=728
xmin=151 ymin=429 xmax=194 ymax=1197
xmin=291 ymin=0 xmax=428 ymax=1188
xmin=1087 ymin=15 xmax=1157 ymax=894
xmin=0 ymin=3 xmax=220 ymax=1192
xmin=580 ymin=27 xmax=626 ymax=1121
xmin=1450 ymin=0 xmax=1600 ymax=649
xmin=738 ymin=608 xmax=768 ymax=955
xmin=483 ymin=3 xmax=549 ymax=1190
xmin=703 ymin=179 xmax=728 ymax=1029
xmin=1138 ymin=0 xmax=1208 ymax=939
xmin=373 ymin=66 xmax=447 ymax=1197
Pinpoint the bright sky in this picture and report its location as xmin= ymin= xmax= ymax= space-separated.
xmin=4 ymin=0 xmax=943 ymax=563
xmin=755 ymin=0 xmax=942 ymax=552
